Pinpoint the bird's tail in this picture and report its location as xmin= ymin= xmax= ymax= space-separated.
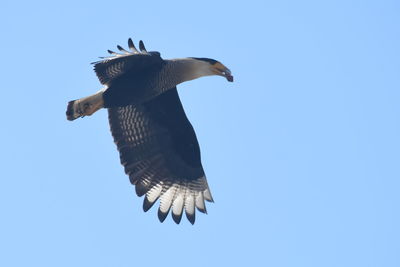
xmin=66 ymin=90 xmax=104 ymax=121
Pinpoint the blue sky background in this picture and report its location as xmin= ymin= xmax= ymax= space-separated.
xmin=1 ymin=0 xmax=399 ymax=266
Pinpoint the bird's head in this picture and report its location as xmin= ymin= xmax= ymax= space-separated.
xmin=190 ymin=58 xmax=234 ymax=82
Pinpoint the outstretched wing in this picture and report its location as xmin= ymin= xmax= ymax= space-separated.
xmin=108 ymin=88 xmax=213 ymax=224
xmin=93 ymin=38 xmax=163 ymax=85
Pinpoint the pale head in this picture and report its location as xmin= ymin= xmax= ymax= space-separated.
xmin=190 ymin=58 xmax=234 ymax=82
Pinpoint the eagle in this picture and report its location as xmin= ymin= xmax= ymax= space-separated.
xmin=66 ymin=38 xmax=233 ymax=224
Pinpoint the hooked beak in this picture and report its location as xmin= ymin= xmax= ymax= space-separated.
xmin=212 ymin=62 xmax=234 ymax=82
xmin=223 ymin=69 xmax=234 ymax=82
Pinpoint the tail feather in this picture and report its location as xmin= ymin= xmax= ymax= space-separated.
xmin=66 ymin=91 xmax=104 ymax=121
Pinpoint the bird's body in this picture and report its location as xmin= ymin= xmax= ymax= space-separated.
xmin=67 ymin=38 xmax=232 ymax=224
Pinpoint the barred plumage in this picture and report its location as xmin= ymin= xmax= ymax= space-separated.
xmin=66 ymin=38 xmax=233 ymax=224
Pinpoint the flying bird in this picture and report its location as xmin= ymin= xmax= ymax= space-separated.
xmin=66 ymin=38 xmax=233 ymax=224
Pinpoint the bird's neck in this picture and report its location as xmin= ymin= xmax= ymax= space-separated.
xmin=164 ymin=58 xmax=214 ymax=85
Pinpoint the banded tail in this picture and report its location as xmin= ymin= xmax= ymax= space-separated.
xmin=66 ymin=91 xmax=104 ymax=121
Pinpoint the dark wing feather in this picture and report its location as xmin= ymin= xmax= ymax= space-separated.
xmin=108 ymin=88 xmax=213 ymax=224
xmin=93 ymin=39 xmax=163 ymax=85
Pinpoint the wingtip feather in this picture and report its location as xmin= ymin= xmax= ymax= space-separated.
xmin=185 ymin=194 xmax=196 ymax=225
xmin=172 ymin=212 xmax=183 ymax=224
xmin=143 ymin=196 xmax=156 ymax=212
xmin=158 ymin=208 xmax=169 ymax=223
xmin=186 ymin=212 xmax=195 ymax=225
xmin=142 ymin=184 xmax=162 ymax=216
xmin=204 ymin=189 xmax=214 ymax=202
xmin=139 ymin=40 xmax=147 ymax=52
xmin=135 ymin=181 xmax=149 ymax=197
xmin=128 ymin=38 xmax=138 ymax=52
xmin=196 ymin=193 xmax=207 ymax=214
xmin=172 ymin=194 xmax=184 ymax=224
xmin=117 ymin=45 xmax=129 ymax=54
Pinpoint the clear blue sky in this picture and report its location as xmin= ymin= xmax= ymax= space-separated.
xmin=1 ymin=0 xmax=399 ymax=266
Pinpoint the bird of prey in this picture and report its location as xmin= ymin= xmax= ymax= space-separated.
xmin=66 ymin=38 xmax=233 ymax=224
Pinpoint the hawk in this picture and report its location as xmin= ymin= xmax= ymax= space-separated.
xmin=66 ymin=38 xmax=233 ymax=224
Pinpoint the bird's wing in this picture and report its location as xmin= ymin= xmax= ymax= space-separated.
xmin=108 ymin=88 xmax=213 ymax=224
xmin=92 ymin=38 xmax=163 ymax=85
